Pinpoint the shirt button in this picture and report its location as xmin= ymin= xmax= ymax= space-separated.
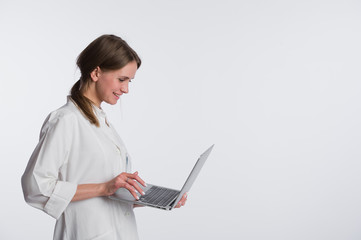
xmin=125 ymin=212 xmax=130 ymax=216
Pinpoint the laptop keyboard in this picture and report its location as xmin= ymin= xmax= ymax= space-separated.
xmin=139 ymin=186 xmax=180 ymax=207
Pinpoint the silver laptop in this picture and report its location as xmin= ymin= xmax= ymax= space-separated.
xmin=109 ymin=144 xmax=214 ymax=210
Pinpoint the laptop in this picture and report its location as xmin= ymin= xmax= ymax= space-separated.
xmin=109 ymin=144 xmax=214 ymax=210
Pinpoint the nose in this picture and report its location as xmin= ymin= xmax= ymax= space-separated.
xmin=121 ymin=81 xmax=129 ymax=94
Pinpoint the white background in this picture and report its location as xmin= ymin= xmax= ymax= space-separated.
xmin=1 ymin=0 xmax=361 ymax=239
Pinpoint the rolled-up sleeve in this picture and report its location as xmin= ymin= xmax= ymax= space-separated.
xmin=21 ymin=111 xmax=78 ymax=219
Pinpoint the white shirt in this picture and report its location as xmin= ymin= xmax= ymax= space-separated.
xmin=21 ymin=97 xmax=139 ymax=240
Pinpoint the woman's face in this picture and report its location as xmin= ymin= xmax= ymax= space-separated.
xmin=91 ymin=61 xmax=138 ymax=106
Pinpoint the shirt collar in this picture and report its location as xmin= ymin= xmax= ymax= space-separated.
xmin=92 ymin=104 xmax=107 ymax=119
xmin=67 ymin=95 xmax=107 ymax=120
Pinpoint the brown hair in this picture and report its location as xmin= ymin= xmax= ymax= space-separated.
xmin=70 ymin=34 xmax=141 ymax=127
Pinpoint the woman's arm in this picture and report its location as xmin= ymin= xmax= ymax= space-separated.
xmin=71 ymin=171 xmax=146 ymax=202
xmin=71 ymin=183 xmax=106 ymax=202
xmin=21 ymin=112 xmax=78 ymax=219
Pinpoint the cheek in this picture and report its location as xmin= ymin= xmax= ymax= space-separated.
xmin=96 ymin=81 xmax=112 ymax=97
xmin=101 ymin=79 xmax=116 ymax=91
xmin=108 ymin=78 xmax=119 ymax=89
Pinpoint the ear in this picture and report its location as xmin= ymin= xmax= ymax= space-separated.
xmin=90 ymin=67 xmax=101 ymax=82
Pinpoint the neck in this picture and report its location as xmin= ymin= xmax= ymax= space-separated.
xmin=82 ymin=82 xmax=101 ymax=107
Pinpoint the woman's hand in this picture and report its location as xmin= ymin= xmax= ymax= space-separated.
xmin=103 ymin=171 xmax=146 ymax=200
xmin=71 ymin=171 xmax=146 ymax=202
xmin=175 ymin=192 xmax=188 ymax=208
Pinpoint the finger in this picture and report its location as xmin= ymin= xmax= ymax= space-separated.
xmin=180 ymin=193 xmax=188 ymax=206
xmin=126 ymin=179 xmax=145 ymax=195
xmin=132 ymin=172 xmax=147 ymax=187
xmin=180 ymin=193 xmax=187 ymax=201
xmin=175 ymin=197 xmax=186 ymax=208
xmin=127 ymin=172 xmax=147 ymax=187
xmin=123 ymin=183 xmax=140 ymax=200
xmin=183 ymin=192 xmax=188 ymax=199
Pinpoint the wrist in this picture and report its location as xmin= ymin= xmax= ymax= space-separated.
xmin=98 ymin=183 xmax=107 ymax=197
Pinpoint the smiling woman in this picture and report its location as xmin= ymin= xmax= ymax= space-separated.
xmin=71 ymin=35 xmax=141 ymax=127
xmin=84 ymin=61 xmax=137 ymax=107
xmin=21 ymin=34 xmax=188 ymax=240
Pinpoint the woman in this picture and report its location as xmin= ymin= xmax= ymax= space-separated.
xmin=21 ymin=34 xmax=187 ymax=240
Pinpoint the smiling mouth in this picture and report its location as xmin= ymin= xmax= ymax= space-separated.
xmin=113 ymin=92 xmax=121 ymax=97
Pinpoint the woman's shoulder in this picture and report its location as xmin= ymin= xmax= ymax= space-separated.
xmin=49 ymin=101 xmax=79 ymax=121
xmin=41 ymin=98 xmax=82 ymax=131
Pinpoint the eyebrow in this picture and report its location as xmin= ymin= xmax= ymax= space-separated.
xmin=119 ymin=76 xmax=134 ymax=80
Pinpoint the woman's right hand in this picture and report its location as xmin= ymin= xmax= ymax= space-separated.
xmin=103 ymin=171 xmax=146 ymax=200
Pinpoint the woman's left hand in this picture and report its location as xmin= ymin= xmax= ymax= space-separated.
xmin=175 ymin=192 xmax=188 ymax=208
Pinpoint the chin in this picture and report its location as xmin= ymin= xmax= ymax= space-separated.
xmin=105 ymin=100 xmax=118 ymax=105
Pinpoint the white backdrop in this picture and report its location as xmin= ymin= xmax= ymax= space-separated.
xmin=1 ymin=0 xmax=361 ymax=239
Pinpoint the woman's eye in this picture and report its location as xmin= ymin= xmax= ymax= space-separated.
xmin=119 ymin=79 xmax=132 ymax=83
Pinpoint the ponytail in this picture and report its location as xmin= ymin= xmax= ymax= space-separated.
xmin=70 ymin=79 xmax=100 ymax=127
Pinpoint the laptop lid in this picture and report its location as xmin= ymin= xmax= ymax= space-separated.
xmin=170 ymin=144 xmax=214 ymax=209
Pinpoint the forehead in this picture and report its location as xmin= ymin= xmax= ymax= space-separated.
xmin=113 ymin=61 xmax=138 ymax=78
